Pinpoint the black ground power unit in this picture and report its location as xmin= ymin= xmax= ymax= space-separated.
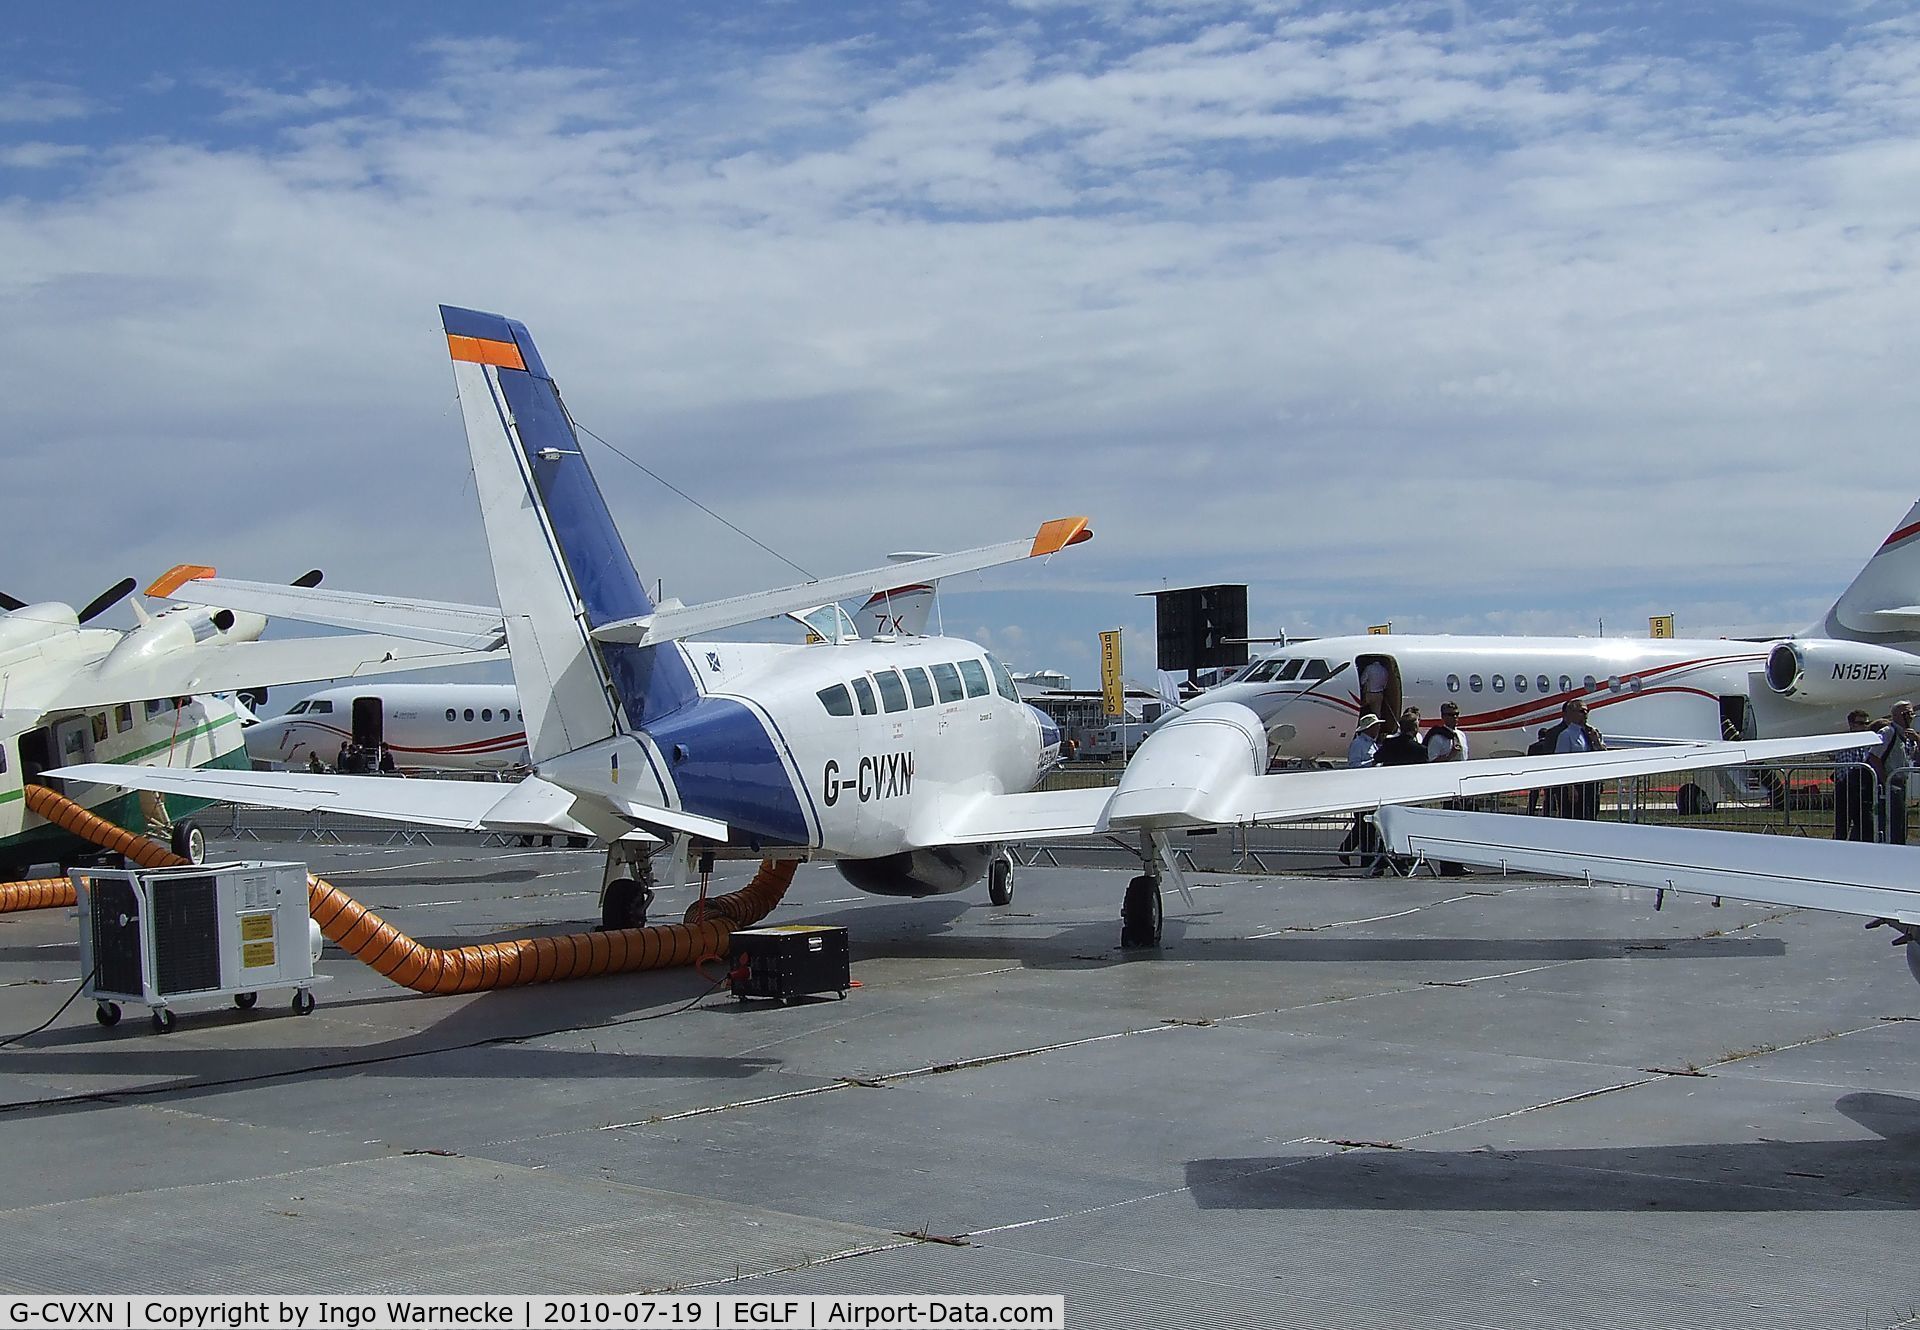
xmin=729 ymin=925 xmax=851 ymax=1003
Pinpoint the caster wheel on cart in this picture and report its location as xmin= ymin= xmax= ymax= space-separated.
xmin=233 ymin=992 xmax=258 ymax=1010
xmin=151 ymin=1009 xmax=176 ymax=1034
xmin=95 ymin=1002 xmax=121 ymax=1027
xmin=291 ymin=989 xmax=316 ymax=1016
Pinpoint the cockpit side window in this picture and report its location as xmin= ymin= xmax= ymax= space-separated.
xmin=987 ymin=654 xmax=1020 ymax=702
xmin=1300 ymin=659 xmax=1330 ymax=681
xmin=931 ymin=662 xmax=965 ymax=703
xmin=959 ymin=659 xmax=991 ymax=698
xmin=818 ymin=684 xmax=854 ymax=717
xmin=289 ymin=700 xmax=311 ymax=714
xmin=1276 ymin=659 xmax=1304 ymax=682
xmin=309 ymin=699 xmax=334 ymax=714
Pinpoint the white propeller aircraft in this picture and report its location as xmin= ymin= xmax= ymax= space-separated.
xmin=1170 ymin=504 xmax=1920 ymax=804
xmin=54 ymin=306 xmax=1867 ymax=946
xmin=0 ymin=571 xmax=499 ymax=876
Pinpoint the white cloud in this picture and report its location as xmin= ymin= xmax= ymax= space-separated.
xmin=5 ymin=3 xmax=1920 ymax=662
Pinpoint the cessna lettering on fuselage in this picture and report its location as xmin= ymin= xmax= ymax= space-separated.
xmin=823 ymin=752 xmax=915 ymax=806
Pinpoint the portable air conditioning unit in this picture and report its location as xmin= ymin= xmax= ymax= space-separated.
xmin=73 ymin=861 xmax=323 ymax=1033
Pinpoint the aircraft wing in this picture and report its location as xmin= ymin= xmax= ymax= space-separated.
xmin=148 ymin=571 xmax=506 ymax=651
xmin=1377 ymin=806 xmax=1920 ymax=927
xmin=927 ymin=732 xmax=1871 ymax=845
xmin=45 ymin=765 xmax=633 ymax=839
xmin=592 ymin=517 xmax=1093 ymax=647
xmin=34 ymin=636 xmax=503 ymax=715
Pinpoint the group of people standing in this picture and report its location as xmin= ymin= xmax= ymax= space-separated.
xmin=317 ymin=740 xmax=398 ymax=775
xmin=1831 ymin=701 xmax=1917 ymax=843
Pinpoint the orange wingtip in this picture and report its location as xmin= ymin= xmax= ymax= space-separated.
xmin=1029 ymin=517 xmax=1094 ymax=557
xmin=146 ymin=564 xmax=217 ymax=598
xmin=446 ymin=333 xmax=526 ymax=370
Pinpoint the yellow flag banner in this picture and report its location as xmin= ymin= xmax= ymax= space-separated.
xmin=1100 ymin=630 xmax=1125 ymax=718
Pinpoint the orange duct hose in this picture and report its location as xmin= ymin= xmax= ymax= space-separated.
xmin=10 ymin=782 xmax=802 ymax=995
xmin=0 ymin=878 xmax=74 ymax=912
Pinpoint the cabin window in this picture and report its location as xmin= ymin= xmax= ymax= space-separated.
xmin=1468 ymin=674 xmax=1483 ymax=692
xmin=1445 ymin=674 xmax=1461 ymax=693
xmin=114 ymin=703 xmax=133 ymax=733
xmin=874 ymin=670 xmax=909 ymax=713
xmin=464 ymin=709 xmax=475 ymax=722
xmin=1276 ymin=659 xmax=1304 ymax=682
xmin=145 ymin=698 xmax=173 ymax=719
xmin=91 ymin=714 xmax=108 ymax=743
xmin=904 ymin=667 xmax=934 ymax=708
xmin=1537 ymin=675 xmax=1551 ymax=694
xmin=446 ymin=709 xmax=457 ymax=722
xmin=0 ymin=744 xmax=7 ymax=775
xmin=959 ymin=659 xmax=991 ymax=698
xmin=931 ymin=662 xmax=965 ymax=703
xmin=988 ymin=655 xmax=1020 ymax=702
xmin=852 ymin=677 xmax=877 ymax=715
xmin=1583 ymin=675 xmax=1597 ymax=693
xmin=817 ymin=684 xmax=853 ymax=717
xmin=309 ymin=700 xmax=334 ymax=714
xmin=1559 ymin=675 xmax=1573 ymax=694
xmin=1301 ymin=659 xmax=1331 ymax=681
xmin=481 ymin=709 xmax=493 ymax=722
xmin=1513 ymin=674 xmax=1528 ymax=693
xmin=1491 ymin=675 xmax=1506 ymax=693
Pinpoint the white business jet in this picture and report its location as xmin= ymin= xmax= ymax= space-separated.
xmin=1 ymin=570 xmax=498 ymax=875
xmin=1171 ymin=507 xmax=1920 ymax=797
xmin=55 ymin=306 xmax=1863 ymax=946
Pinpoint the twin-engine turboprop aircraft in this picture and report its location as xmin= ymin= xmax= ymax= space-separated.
xmin=1 ymin=571 xmax=499 ymax=875
xmin=56 ymin=306 xmax=1866 ymax=946
xmin=1169 ymin=502 xmax=1920 ymax=787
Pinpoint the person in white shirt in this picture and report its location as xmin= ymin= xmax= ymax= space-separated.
xmin=1424 ymin=702 xmax=1468 ymax=763
xmin=1359 ymin=659 xmax=1390 ymax=720
xmin=1342 ymin=714 xmax=1387 ymax=870
xmin=1546 ymin=700 xmax=1605 ymax=818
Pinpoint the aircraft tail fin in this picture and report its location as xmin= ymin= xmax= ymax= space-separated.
xmin=1810 ymin=497 xmax=1920 ymax=649
xmin=853 ymin=581 xmax=937 ymax=637
xmin=441 ymin=305 xmax=697 ymax=763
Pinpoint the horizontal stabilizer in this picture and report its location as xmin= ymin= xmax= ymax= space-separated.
xmin=592 ymin=518 xmax=1093 ymax=647
xmin=47 ymin=763 xmax=640 ymax=839
xmin=1377 ymin=806 xmax=1920 ymax=926
xmin=149 ymin=575 xmax=506 ymax=651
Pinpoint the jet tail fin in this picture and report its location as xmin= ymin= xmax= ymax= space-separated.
xmin=441 ymin=306 xmax=698 ymax=764
xmin=1811 ymin=497 xmax=1920 ymax=648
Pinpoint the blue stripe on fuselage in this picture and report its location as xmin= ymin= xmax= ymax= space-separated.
xmin=486 ymin=336 xmax=700 ymax=729
xmin=644 ymin=696 xmax=810 ymax=846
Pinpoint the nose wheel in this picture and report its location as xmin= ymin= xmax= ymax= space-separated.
xmin=1121 ymin=874 xmax=1163 ymax=948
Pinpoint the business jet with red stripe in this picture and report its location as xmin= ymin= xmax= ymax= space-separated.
xmin=245 ymin=683 xmax=528 ymax=773
xmin=57 ymin=307 xmax=1864 ymax=947
xmin=1170 ymin=501 xmax=1920 ymax=777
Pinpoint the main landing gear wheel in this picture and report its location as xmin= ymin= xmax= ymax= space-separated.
xmin=171 ymin=820 xmax=206 ymax=864
xmin=94 ymin=1002 xmax=121 ymax=1027
xmin=600 ymin=877 xmax=655 ymax=930
xmin=150 ymin=1008 xmax=176 ymax=1034
xmin=988 ymin=853 xmax=1015 ymax=907
xmin=1121 ymin=875 xmax=1163 ymax=949
xmin=1676 ymin=783 xmax=1716 ymax=816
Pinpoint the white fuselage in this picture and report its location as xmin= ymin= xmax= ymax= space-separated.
xmin=1183 ymin=634 xmax=1920 ymax=760
xmin=247 ymin=683 xmax=527 ymax=772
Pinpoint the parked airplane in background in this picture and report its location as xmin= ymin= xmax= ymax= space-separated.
xmin=1171 ymin=503 xmax=1920 ymax=796
xmin=58 ymin=306 xmax=1864 ymax=948
xmin=1 ymin=572 xmax=498 ymax=875
xmin=245 ymin=683 xmax=526 ymax=773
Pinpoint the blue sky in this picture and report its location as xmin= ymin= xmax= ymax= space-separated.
xmin=6 ymin=1 xmax=1919 ymax=691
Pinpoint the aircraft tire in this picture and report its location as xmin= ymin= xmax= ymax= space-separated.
xmin=171 ymin=820 xmax=206 ymax=864
xmin=988 ymin=853 xmax=1014 ymax=907
xmin=1676 ymin=783 xmax=1716 ymax=816
xmin=601 ymin=878 xmax=654 ymax=930
xmin=1120 ymin=875 xmax=1162 ymax=949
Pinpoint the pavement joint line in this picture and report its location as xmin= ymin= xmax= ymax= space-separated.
xmin=1698 ymin=1018 xmax=1890 ymax=1072
xmin=678 ymin=1238 xmax=926 ymax=1290
xmin=1398 ymin=1075 xmax=1667 ymax=1143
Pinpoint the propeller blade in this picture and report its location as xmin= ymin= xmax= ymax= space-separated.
xmin=0 ymin=592 xmax=24 ymax=612
xmin=77 ymin=577 xmax=139 ymax=624
xmin=292 ymin=569 xmax=323 ymax=588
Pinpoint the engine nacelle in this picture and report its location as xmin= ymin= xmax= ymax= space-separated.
xmin=1763 ymin=640 xmax=1920 ymax=704
xmin=836 ymin=844 xmax=997 ymax=897
xmin=96 ymin=606 xmax=269 ymax=678
xmin=0 ymin=602 xmax=80 ymax=655
xmin=1105 ymin=701 xmax=1269 ymax=829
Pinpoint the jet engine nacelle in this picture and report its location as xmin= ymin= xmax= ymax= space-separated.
xmin=1105 ymin=701 xmax=1270 ymax=829
xmin=1763 ymin=640 xmax=1920 ymax=704
xmin=836 ymin=844 xmax=998 ymax=897
xmin=97 ymin=606 xmax=270 ymax=677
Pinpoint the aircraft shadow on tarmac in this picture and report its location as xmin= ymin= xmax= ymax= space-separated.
xmin=1185 ymin=1093 xmax=1920 ymax=1212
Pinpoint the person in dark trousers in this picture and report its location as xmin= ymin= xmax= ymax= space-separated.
xmin=1340 ymin=713 xmax=1387 ymax=869
xmin=1366 ymin=711 xmax=1427 ymax=875
xmin=1874 ymin=701 xmax=1917 ymax=845
xmin=1543 ymin=700 xmax=1606 ymax=819
xmin=1832 ymin=710 xmax=1877 ymax=842
xmin=1525 ymin=727 xmax=1554 ymax=816
xmin=377 ymin=743 xmax=398 ymax=775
